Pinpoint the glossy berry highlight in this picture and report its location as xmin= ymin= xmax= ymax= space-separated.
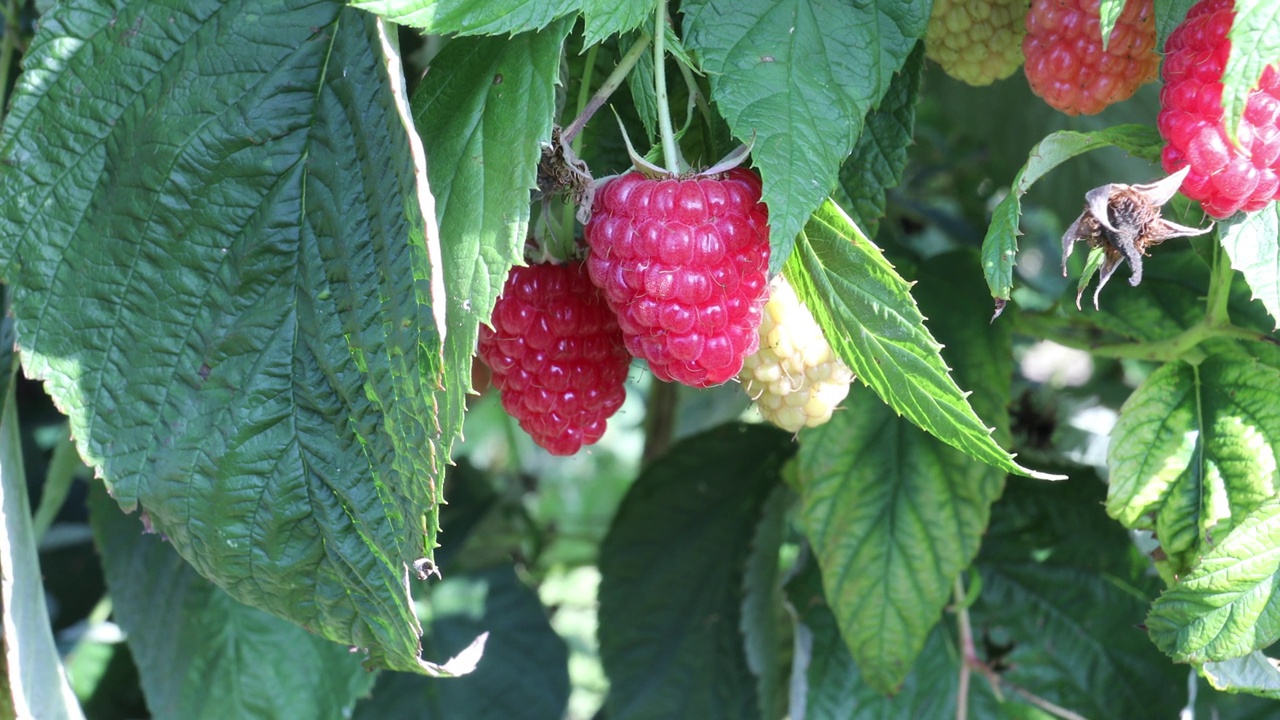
xmin=740 ymin=276 xmax=854 ymax=433
xmin=1023 ymin=0 xmax=1159 ymax=115
xmin=1158 ymin=0 xmax=1280 ymax=218
xmin=478 ymin=262 xmax=631 ymax=456
xmin=585 ymin=169 xmax=771 ymax=388
xmin=926 ymin=0 xmax=1029 ymax=87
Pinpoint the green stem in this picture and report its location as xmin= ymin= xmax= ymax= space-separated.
xmin=559 ymin=42 xmax=600 ymax=250
xmin=1205 ymin=236 xmax=1235 ymax=328
xmin=953 ymin=576 xmax=973 ymax=720
xmin=570 ymin=43 xmax=599 ymax=159
xmin=561 ymin=33 xmax=651 ymax=145
xmin=641 ymin=378 xmax=678 ymax=465
xmin=676 ymin=59 xmax=712 ymax=130
xmin=653 ymin=0 xmax=681 ymax=173
xmin=0 ymin=0 xmax=21 ymax=112
xmin=1015 ymin=311 xmax=1279 ymax=363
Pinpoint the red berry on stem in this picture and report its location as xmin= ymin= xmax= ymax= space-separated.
xmin=1159 ymin=0 xmax=1280 ymax=218
xmin=585 ymin=169 xmax=771 ymax=388
xmin=1023 ymin=0 xmax=1159 ymax=115
xmin=478 ymin=262 xmax=631 ymax=456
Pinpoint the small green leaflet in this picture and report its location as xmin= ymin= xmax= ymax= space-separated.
xmin=835 ymin=43 xmax=924 ymax=240
xmin=1219 ymin=206 xmax=1280 ymax=330
xmin=410 ymin=20 xmax=570 ymax=521
xmin=1222 ymin=1 xmax=1280 ymax=144
xmin=598 ymin=424 xmax=793 ymax=720
xmin=787 ymin=201 xmax=1058 ymax=480
xmin=351 ymin=0 xmax=652 ymax=43
xmin=1155 ymin=0 xmax=1199 ymax=49
xmin=1147 ymin=495 xmax=1280 ymax=663
xmin=1203 ymin=652 xmax=1280 ymax=699
xmin=980 ymin=125 xmax=1163 ymax=307
xmin=683 ymin=0 xmax=929 ymax=274
xmin=1099 ymin=0 xmax=1126 ymax=51
xmin=89 ymin=485 xmax=376 ymax=720
xmin=1107 ymin=356 xmax=1280 ymax=579
xmin=0 ymin=1 xmax=455 ymax=674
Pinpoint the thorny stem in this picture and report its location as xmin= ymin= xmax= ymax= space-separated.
xmin=0 ymin=0 xmax=21 ymax=112
xmin=562 ymin=33 xmax=651 ymax=145
xmin=653 ymin=0 xmax=681 ymax=174
xmin=953 ymin=574 xmax=1089 ymax=720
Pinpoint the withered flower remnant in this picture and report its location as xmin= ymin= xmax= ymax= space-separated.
xmin=1061 ymin=166 xmax=1212 ymax=309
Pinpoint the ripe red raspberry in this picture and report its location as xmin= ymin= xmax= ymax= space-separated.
xmin=478 ymin=262 xmax=631 ymax=456
xmin=584 ymin=169 xmax=771 ymax=388
xmin=1158 ymin=0 xmax=1280 ymax=218
xmin=926 ymin=0 xmax=1029 ymax=87
xmin=1023 ymin=0 xmax=1159 ymax=115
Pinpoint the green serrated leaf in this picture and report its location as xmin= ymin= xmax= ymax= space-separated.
xmin=683 ymin=0 xmax=930 ymax=273
xmin=0 ymin=390 xmax=83 ymax=719
xmin=795 ymin=387 xmax=1005 ymax=694
xmin=974 ymin=472 xmax=1188 ymax=720
xmin=599 ymin=423 xmax=793 ymax=720
xmin=88 ymin=485 xmax=375 ymax=720
xmin=353 ymin=565 xmax=570 ymax=720
xmin=1222 ymin=1 xmax=1280 ymax=143
xmin=835 ymin=43 xmax=924 ymax=239
xmin=787 ymin=201 xmax=1056 ymax=479
xmin=1156 ymin=0 xmax=1199 ymax=50
xmin=352 ymin=0 xmax=648 ymax=41
xmin=352 ymin=0 xmax=575 ymax=35
xmin=1204 ymin=652 xmax=1280 ymax=699
xmin=785 ymin=556 xmax=1014 ymax=719
xmin=0 ymin=2 xmax=452 ymax=673
xmin=980 ymin=125 xmax=1163 ymax=303
xmin=411 ymin=21 xmax=570 ymax=536
xmin=1148 ymin=495 xmax=1280 ymax=662
xmin=1219 ymin=206 xmax=1280 ymax=330
xmin=1099 ymin=0 xmax=1126 ymax=51
xmin=1108 ymin=355 xmax=1280 ymax=578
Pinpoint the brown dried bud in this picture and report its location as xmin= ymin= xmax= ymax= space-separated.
xmin=1062 ymin=166 xmax=1211 ymax=309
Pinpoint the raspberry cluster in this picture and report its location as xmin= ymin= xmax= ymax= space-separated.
xmin=478 ymin=262 xmax=631 ymax=456
xmin=926 ymin=0 xmax=1028 ymax=87
xmin=1023 ymin=0 xmax=1159 ymax=116
xmin=585 ymin=169 xmax=771 ymax=388
xmin=739 ymin=277 xmax=853 ymax=433
xmin=1159 ymin=0 xmax=1280 ymax=218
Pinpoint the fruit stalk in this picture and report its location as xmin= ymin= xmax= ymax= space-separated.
xmin=653 ymin=0 xmax=682 ymax=174
xmin=562 ymin=32 xmax=652 ymax=145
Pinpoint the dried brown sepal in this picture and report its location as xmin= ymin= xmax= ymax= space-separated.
xmin=535 ymin=126 xmax=596 ymax=225
xmin=1061 ymin=166 xmax=1212 ymax=309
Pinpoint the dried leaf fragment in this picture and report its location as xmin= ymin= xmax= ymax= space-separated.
xmin=1061 ymin=166 xmax=1211 ymax=309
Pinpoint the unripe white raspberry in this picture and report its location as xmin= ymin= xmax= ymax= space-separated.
xmin=739 ymin=276 xmax=854 ymax=433
xmin=926 ymin=0 xmax=1028 ymax=87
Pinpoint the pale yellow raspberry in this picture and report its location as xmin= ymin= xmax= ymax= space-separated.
xmin=739 ymin=277 xmax=854 ymax=433
xmin=926 ymin=0 xmax=1028 ymax=87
